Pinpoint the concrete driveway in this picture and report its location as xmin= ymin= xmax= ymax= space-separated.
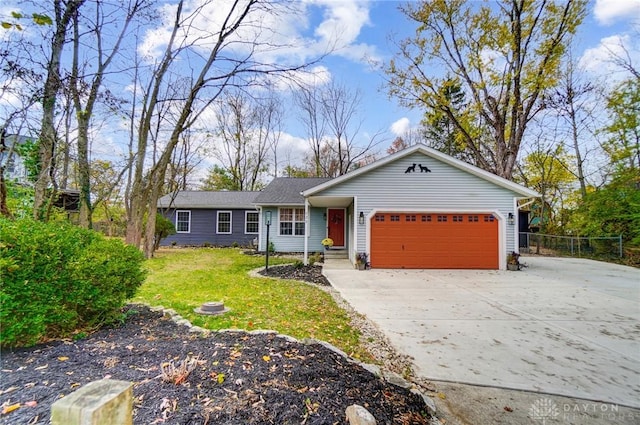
xmin=323 ymin=256 xmax=640 ymax=408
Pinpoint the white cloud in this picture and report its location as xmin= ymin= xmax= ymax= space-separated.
xmin=593 ymin=0 xmax=640 ymax=26
xmin=138 ymin=0 xmax=378 ymax=67
xmin=579 ymin=34 xmax=639 ymax=83
xmin=390 ymin=117 xmax=410 ymax=136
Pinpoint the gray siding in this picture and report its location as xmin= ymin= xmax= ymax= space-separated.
xmin=160 ymin=208 xmax=258 ymax=247
xmin=314 ymin=152 xmax=519 ymax=255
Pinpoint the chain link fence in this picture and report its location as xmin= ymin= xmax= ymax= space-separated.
xmin=520 ymin=232 xmax=623 ymax=260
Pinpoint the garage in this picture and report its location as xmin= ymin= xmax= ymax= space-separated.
xmin=370 ymin=212 xmax=499 ymax=269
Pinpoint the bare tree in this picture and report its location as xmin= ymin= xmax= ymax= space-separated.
xmin=125 ymin=0 xmax=320 ymax=257
xmin=295 ymin=84 xmax=326 ymax=176
xmin=209 ymin=90 xmax=282 ymax=190
xmin=297 ymin=81 xmax=383 ymax=177
xmin=69 ymin=0 xmax=148 ymax=228
xmin=545 ymin=54 xmax=600 ymax=200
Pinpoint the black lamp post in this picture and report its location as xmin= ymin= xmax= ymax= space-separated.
xmin=265 ymin=211 xmax=271 ymax=271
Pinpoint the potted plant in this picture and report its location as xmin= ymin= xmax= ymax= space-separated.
xmin=321 ymin=238 xmax=334 ymax=250
xmin=507 ymin=251 xmax=520 ymax=271
xmin=355 ymin=252 xmax=368 ymax=270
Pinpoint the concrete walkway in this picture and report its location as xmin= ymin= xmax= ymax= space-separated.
xmin=323 ymin=256 xmax=640 ymax=408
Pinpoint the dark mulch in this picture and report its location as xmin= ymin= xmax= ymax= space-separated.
xmin=258 ymin=264 xmax=331 ymax=286
xmin=0 ymin=305 xmax=431 ymax=424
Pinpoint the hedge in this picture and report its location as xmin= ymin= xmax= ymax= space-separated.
xmin=0 ymin=218 xmax=146 ymax=348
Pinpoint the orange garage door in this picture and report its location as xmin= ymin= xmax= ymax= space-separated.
xmin=370 ymin=213 xmax=499 ymax=269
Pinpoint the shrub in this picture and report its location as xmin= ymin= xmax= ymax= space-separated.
xmin=308 ymin=252 xmax=322 ymax=266
xmin=154 ymin=214 xmax=176 ymax=250
xmin=0 ymin=218 xmax=146 ymax=348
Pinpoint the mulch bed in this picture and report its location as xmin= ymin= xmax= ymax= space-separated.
xmin=258 ymin=264 xmax=331 ymax=286
xmin=1 ymin=305 xmax=431 ymax=424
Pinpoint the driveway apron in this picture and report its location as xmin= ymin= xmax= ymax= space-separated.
xmin=323 ymin=256 xmax=640 ymax=408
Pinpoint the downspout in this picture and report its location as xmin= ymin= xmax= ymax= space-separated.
xmin=513 ymin=198 xmax=519 ymax=255
xmin=257 ymin=206 xmax=263 ymax=251
xmin=352 ymin=196 xmax=357 ymax=265
xmin=303 ymin=198 xmax=309 ymax=265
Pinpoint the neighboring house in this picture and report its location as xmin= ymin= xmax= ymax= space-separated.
xmin=159 ymin=144 xmax=540 ymax=270
xmin=157 ymin=191 xmax=260 ymax=247
xmin=0 ymin=134 xmax=31 ymax=185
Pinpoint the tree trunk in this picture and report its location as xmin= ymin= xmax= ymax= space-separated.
xmin=77 ymin=117 xmax=92 ymax=228
xmin=33 ymin=0 xmax=85 ymax=221
xmin=0 ymin=166 xmax=12 ymax=219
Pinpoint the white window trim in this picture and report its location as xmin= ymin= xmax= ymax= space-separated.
xmin=217 ymin=210 xmax=232 ymax=234
xmin=176 ymin=210 xmax=191 ymax=233
xmin=278 ymin=207 xmax=305 ymax=237
xmin=245 ymin=211 xmax=259 ymax=234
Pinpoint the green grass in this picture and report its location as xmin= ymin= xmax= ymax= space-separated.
xmin=132 ymin=247 xmax=371 ymax=361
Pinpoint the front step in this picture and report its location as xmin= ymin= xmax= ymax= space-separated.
xmin=323 ymin=249 xmax=348 ymax=259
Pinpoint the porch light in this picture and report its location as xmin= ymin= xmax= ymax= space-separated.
xmin=508 ymin=212 xmax=515 ymax=225
xmin=265 ymin=211 xmax=272 ymax=225
xmin=358 ymin=211 xmax=365 ymax=225
xmin=323 ymin=212 xmax=327 ymax=221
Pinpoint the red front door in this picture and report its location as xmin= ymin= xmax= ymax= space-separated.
xmin=327 ymin=209 xmax=345 ymax=247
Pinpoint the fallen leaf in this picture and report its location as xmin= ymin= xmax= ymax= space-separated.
xmin=24 ymin=401 xmax=37 ymax=408
xmin=2 ymin=403 xmax=20 ymax=414
xmin=0 ymin=387 xmax=17 ymax=395
xmin=504 ymin=406 xmax=513 ymax=412
xmin=262 ymin=355 xmax=271 ymax=362
xmin=34 ymin=364 xmax=48 ymax=371
xmin=437 ymin=393 xmax=446 ymax=400
xmin=57 ymin=356 xmax=69 ymax=361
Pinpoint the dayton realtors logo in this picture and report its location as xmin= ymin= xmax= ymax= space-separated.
xmin=530 ymin=398 xmax=634 ymax=423
xmin=529 ymin=398 xmax=560 ymax=424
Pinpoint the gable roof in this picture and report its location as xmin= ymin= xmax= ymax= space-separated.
xmin=157 ymin=191 xmax=260 ymax=209
xmin=253 ymin=177 xmax=331 ymax=205
xmin=302 ymin=144 xmax=540 ymax=198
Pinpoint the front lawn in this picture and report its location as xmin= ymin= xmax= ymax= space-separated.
xmin=133 ymin=248 xmax=371 ymax=361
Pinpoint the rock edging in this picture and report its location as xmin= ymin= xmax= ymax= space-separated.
xmin=138 ymin=303 xmax=440 ymax=424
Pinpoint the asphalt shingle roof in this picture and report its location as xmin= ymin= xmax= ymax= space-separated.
xmin=253 ymin=178 xmax=331 ymax=205
xmin=157 ymin=191 xmax=260 ymax=209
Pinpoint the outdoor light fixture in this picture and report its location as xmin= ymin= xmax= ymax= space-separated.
xmin=358 ymin=211 xmax=365 ymax=225
xmin=508 ymin=212 xmax=515 ymax=225
xmin=323 ymin=212 xmax=327 ymax=221
xmin=265 ymin=211 xmax=272 ymax=271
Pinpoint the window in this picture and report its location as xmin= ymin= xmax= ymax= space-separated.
xmin=375 ymin=214 xmax=385 ymax=222
xmin=6 ymin=157 xmax=15 ymax=173
xmin=468 ymin=215 xmax=479 ymax=222
xmin=217 ymin=211 xmax=232 ymax=234
xmin=437 ymin=215 xmax=448 ymax=222
xmin=452 ymin=215 xmax=463 ymax=222
xmin=422 ymin=215 xmax=432 ymax=222
xmin=405 ymin=215 xmax=416 ymax=222
xmin=390 ymin=215 xmax=400 ymax=222
xmin=280 ymin=208 xmax=305 ymax=236
xmin=245 ymin=211 xmax=259 ymax=234
xmin=484 ymin=215 xmax=495 ymax=222
xmin=176 ymin=210 xmax=191 ymax=233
